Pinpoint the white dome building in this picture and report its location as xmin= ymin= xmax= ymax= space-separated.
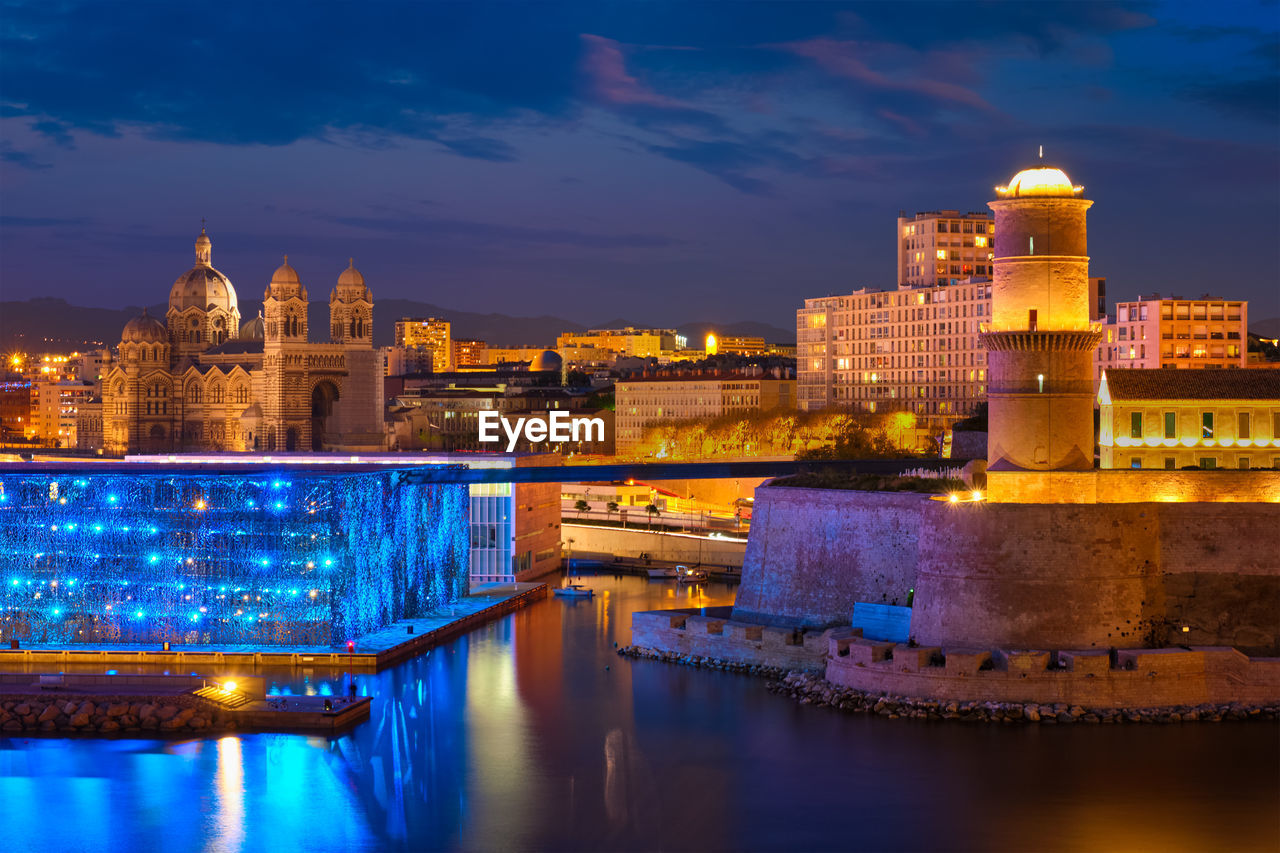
xmin=166 ymin=227 xmax=241 ymax=357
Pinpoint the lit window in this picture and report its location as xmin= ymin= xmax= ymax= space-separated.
xmin=1164 ymin=412 xmax=1176 ymax=439
xmin=1130 ymin=458 xmax=1142 ymax=469
xmin=1202 ymin=412 xmax=1214 ymax=439
xmin=1130 ymin=412 xmax=1143 ymax=439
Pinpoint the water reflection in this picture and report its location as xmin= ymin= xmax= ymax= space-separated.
xmin=0 ymin=573 xmax=1276 ymax=852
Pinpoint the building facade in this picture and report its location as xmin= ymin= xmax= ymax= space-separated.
xmin=897 ymin=210 xmax=995 ymax=288
xmin=394 ymin=317 xmax=452 ymax=373
xmin=797 ymin=280 xmax=994 ymax=417
xmin=100 ymin=230 xmax=384 ymax=454
xmin=615 ymin=373 xmax=795 ymax=453
xmin=1098 ymin=369 xmax=1280 ymax=470
xmin=556 ymin=327 xmax=685 ymax=359
xmin=1095 ymin=295 xmax=1248 ymax=381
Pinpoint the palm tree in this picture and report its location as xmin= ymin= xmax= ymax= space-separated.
xmin=574 ymin=499 xmax=590 ymax=518
xmin=606 ymin=501 xmax=619 ymax=523
xmin=645 ymin=503 xmax=660 ymax=531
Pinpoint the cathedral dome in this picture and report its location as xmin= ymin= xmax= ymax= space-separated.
xmin=169 ymin=228 xmax=239 ymax=313
xmin=240 ymin=313 xmax=265 ymax=340
xmin=529 ymin=349 xmax=563 ymax=372
xmin=122 ymin=309 xmax=168 ymax=343
xmin=996 ymin=166 xmax=1082 ymax=199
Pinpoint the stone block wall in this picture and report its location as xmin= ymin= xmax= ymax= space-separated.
xmin=825 ymin=640 xmax=1280 ymax=708
xmin=630 ymin=609 xmax=841 ymax=672
xmin=732 ymin=488 xmax=924 ymax=627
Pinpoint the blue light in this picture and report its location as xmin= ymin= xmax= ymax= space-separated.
xmin=0 ymin=467 xmax=468 ymax=646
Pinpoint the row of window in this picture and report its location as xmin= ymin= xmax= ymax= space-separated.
xmin=1127 ymin=410 xmax=1279 ymax=440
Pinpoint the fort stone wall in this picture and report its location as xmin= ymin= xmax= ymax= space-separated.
xmin=731 ymin=488 xmax=923 ymax=627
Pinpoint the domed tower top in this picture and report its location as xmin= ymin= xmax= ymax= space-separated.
xmin=329 ymin=258 xmax=373 ymax=346
xmin=264 ymin=255 xmax=308 ymax=302
xmin=995 ymin=166 xmax=1084 ymax=199
xmin=330 ymin=258 xmax=371 ymax=303
xmin=169 ymin=227 xmax=238 ymax=313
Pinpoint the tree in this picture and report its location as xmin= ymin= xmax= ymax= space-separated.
xmin=645 ymin=503 xmax=660 ymax=530
xmin=606 ymin=500 xmax=619 ymax=521
xmin=574 ymin=499 xmax=590 ymax=518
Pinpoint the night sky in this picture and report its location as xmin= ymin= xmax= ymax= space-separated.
xmin=2 ymin=1 xmax=1277 ymax=328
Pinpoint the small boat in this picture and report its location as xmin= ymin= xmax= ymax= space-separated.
xmin=554 ymin=584 xmax=595 ymax=598
xmin=646 ymin=567 xmax=678 ymax=579
xmin=677 ymin=566 xmax=708 ymax=584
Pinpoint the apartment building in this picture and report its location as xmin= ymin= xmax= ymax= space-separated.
xmin=1095 ymin=295 xmax=1248 ymax=381
xmin=897 ymin=210 xmax=995 ymax=288
xmin=394 ymin=317 xmax=452 ymax=372
xmin=615 ymin=372 xmax=795 ymax=453
xmin=798 ymin=280 xmax=994 ymax=417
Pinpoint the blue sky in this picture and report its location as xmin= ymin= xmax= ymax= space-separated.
xmin=1 ymin=0 xmax=1277 ymax=326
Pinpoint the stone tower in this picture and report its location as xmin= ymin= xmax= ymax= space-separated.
xmin=981 ymin=165 xmax=1101 ymax=471
xmin=262 ymin=257 xmax=311 ymax=451
xmin=327 ymin=259 xmax=383 ymax=443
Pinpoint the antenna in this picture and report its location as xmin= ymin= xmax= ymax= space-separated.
xmin=1038 ymin=145 xmax=1044 ymax=160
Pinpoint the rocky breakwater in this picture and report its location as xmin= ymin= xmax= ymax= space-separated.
xmin=769 ymin=671 xmax=1280 ymax=724
xmin=0 ymin=695 xmax=228 ymax=736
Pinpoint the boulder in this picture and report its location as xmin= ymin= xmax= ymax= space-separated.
xmin=13 ymin=704 xmax=31 ymax=716
xmin=37 ymin=705 xmax=61 ymax=723
xmin=98 ymin=720 xmax=120 ymax=733
xmin=154 ymin=705 xmax=179 ymax=722
xmin=69 ymin=712 xmax=91 ymax=727
xmin=106 ymin=703 xmax=129 ymax=718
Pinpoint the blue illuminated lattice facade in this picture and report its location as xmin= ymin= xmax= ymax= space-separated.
xmin=0 ymin=466 xmax=470 ymax=646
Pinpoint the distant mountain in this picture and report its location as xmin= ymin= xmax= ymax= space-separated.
xmin=0 ymin=297 xmax=795 ymax=352
xmin=1251 ymin=317 xmax=1280 ymax=339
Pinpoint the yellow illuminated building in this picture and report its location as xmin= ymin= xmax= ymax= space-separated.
xmin=394 ymin=317 xmax=452 ymax=372
xmin=1098 ymin=369 xmax=1280 ymax=470
xmin=556 ymin=327 xmax=682 ymax=359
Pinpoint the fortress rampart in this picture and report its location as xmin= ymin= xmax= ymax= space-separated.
xmin=733 ymin=481 xmax=1280 ymax=654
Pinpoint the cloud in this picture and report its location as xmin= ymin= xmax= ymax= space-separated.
xmin=0 ymin=144 xmax=50 ymax=170
xmin=780 ymin=38 xmax=998 ymax=114
xmin=579 ymin=34 xmax=688 ymax=109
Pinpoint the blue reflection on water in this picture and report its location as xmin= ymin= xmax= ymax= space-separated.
xmin=0 ymin=575 xmax=1276 ymax=852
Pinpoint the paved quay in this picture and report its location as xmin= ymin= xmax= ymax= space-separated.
xmin=0 ymin=583 xmax=547 ymax=672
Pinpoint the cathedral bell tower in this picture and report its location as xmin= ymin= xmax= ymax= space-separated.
xmin=981 ymin=164 xmax=1102 ymax=473
xmin=261 ymin=256 xmax=311 ymax=451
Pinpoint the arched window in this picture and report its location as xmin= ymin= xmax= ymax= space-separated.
xmin=211 ymin=385 xmax=225 ymax=404
xmin=188 ymin=384 xmax=202 ymax=404
xmin=234 ymin=386 xmax=248 ymax=405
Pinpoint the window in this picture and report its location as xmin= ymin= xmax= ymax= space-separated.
xmin=1238 ymin=412 xmax=1251 ymax=440
xmin=1238 ymin=458 xmax=1250 ymax=470
xmin=1164 ymin=457 xmax=1175 ymax=470
xmin=1198 ymin=457 xmax=1217 ymax=469
xmin=1130 ymin=458 xmax=1142 ymax=469
xmin=1202 ymin=412 xmax=1214 ymax=439
xmin=1130 ymin=411 xmax=1143 ymax=439
xmin=1164 ymin=412 xmax=1176 ymax=439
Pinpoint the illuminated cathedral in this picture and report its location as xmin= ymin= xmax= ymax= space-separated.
xmin=101 ymin=229 xmax=384 ymax=454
